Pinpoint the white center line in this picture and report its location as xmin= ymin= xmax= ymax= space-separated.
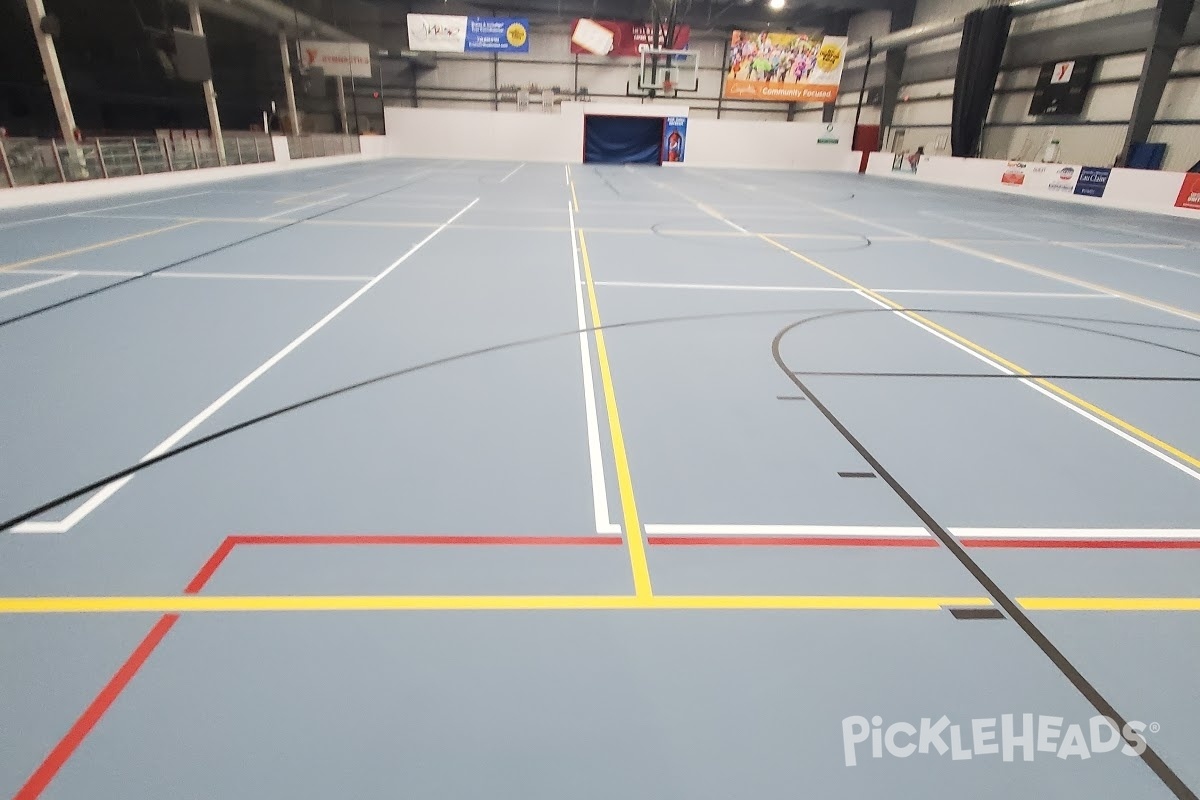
xmin=0 ymin=190 xmax=212 ymax=229
xmin=13 ymin=196 xmax=480 ymax=535
xmin=568 ymin=201 xmax=615 ymax=535
xmin=258 ymin=193 xmax=349 ymax=221
xmin=500 ymin=163 xmax=526 ymax=183
xmin=0 ymin=272 xmax=78 ymax=299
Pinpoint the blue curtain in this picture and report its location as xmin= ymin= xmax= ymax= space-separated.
xmin=584 ymin=115 xmax=663 ymax=164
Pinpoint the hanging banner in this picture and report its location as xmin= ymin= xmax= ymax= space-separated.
xmin=662 ymin=116 xmax=687 ymax=163
xmin=1175 ymin=173 xmax=1200 ymax=211
xmin=407 ymin=14 xmax=529 ymax=53
xmin=298 ymin=40 xmax=372 ymax=78
xmin=569 ymin=19 xmax=690 ymax=56
xmin=724 ymin=30 xmax=848 ymax=103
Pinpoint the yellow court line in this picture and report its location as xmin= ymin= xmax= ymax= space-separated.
xmin=0 ymin=594 xmax=992 ymax=613
xmin=2 ymin=594 xmax=1198 ymax=614
xmin=578 ymin=228 xmax=653 ymax=597
xmin=570 ymin=181 xmax=580 ymax=213
xmin=0 ymin=220 xmax=198 ymax=273
xmin=755 ymin=234 xmax=1200 ymax=473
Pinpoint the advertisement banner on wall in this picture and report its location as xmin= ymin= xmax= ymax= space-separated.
xmin=723 ymin=30 xmax=848 ymax=103
xmin=298 ymin=41 xmax=372 ymax=78
xmin=1001 ymin=162 xmax=1027 ymax=185
xmin=662 ymin=116 xmax=687 ymax=163
xmin=407 ymin=14 xmax=530 ymax=53
xmin=1175 ymin=173 xmax=1200 ymax=210
xmin=1073 ymin=166 xmax=1112 ymax=197
xmin=1047 ymin=165 xmax=1078 ymax=192
xmin=569 ymin=18 xmax=690 ymax=56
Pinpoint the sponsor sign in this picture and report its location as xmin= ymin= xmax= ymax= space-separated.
xmin=298 ymin=40 xmax=372 ymax=78
xmin=1073 ymin=166 xmax=1111 ymax=198
xmin=407 ymin=14 xmax=529 ymax=53
xmin=1048 ymin=165 xmax=1077 ymax=192
xmin=569 ymin=19 xmax=690 ymax=56
xmin=724 ymin=30 xmax=848 ymax=102
xmin=817 ymin=123 xmax=839 ymax=144
xmin=662 ymin=116 xmax=687 ymax=163
xmin=1001 ymin=162 xmax=1026 ymax=186
xmin=1175 ymin=172 xmax=1200 ymax=210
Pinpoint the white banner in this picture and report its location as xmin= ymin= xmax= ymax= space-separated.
xmin=407 ymin=14 xmax=468 ymax=52
xmin=298 ymin=40 xmax=372 ymax=78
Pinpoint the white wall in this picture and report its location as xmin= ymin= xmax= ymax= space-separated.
xmin=383 ymin=106 xmax=584 ymax=162
xmin=381 ymin=105 xmax=857 ymax=171
xmin=686 ymin=120 xmax=856 ymax=169
xmin=864 ymin=150 xmax=1199 ymax=218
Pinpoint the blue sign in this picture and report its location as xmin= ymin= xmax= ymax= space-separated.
xmin=465 ymin=17 xmax=529 ymax=52
xmin=1074 ymin=166 xmax=1111 ymax=197
xmin=662 ymin=116 xmax=687 ymax=163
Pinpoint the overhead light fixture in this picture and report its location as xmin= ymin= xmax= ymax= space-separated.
xmin=769 ymin=0 xmax=786 ymax=9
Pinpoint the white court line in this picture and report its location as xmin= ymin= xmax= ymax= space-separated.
xmin=1055 ymin=242 xmax=1200 ymax=282
xmin=258 ymin=193 xmax=348 ymax=221
xmin=0 ymin=190 xmax=212 ymax=230
xmin=154 ymin=271 xmax=372 ymax=283
xmin=921 ymin=209 xmax=1043 ymax=241
xmin=852 ymin=288 xmax=1200 ymax=486
xmin=499 ymin=163 xmax=526 ymax=183
xmin=0 ymin=272 xmax=77 ymax=299
xmin=644 ymin=523 xmax=1200 ymax=540
xmin=17 ymin=268 xmax=142 ymax=277
xmin=12 ymin=197 xmax=480 ymax=535
xmin=645 ymin=524 xmax=929 ymax=537
xmin=595 ymin=280 xmax=851 ymax=293
xmin=568 ymin=200 xmax=614 ymax=535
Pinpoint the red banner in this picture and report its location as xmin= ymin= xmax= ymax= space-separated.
xmin=569 ymin=18 xmax=689 ymax=56
xmin=1175 ymin=173 xmax=1200 ymax=211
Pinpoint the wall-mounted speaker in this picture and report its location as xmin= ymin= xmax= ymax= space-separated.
xmin=172 ymin=29 xmax=212 ymax=83
xmin=39 ymin=14 xmax=61 ymax=36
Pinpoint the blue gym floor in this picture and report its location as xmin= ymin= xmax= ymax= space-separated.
xmin=2 ymin=159 xmax=1199 ymax=799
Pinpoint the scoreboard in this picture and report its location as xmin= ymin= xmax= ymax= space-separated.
xmin=1028 ymin=56 xmax=1098 ymax=116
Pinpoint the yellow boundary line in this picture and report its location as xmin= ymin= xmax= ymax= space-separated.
xmin=0 ymin=220 xmax=198 ymax=273
xmin=578 ymin=226 xmax=653 ymax=597
xmin=1 ymin=594 xmax=1198 ymax=613
xmin=755 ymin=235 xmax=1200 ymax=472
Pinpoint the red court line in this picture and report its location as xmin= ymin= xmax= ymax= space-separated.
xmin=183 ymin=536 xmax=238 ymax=594
xmin=230 ymin=534 xmax=624 ymax=546
xmin=14 ymin=614 xmax=178 ymax=800
xmin=647 ymin=536 xmax=938 ymax=547
xmin=964 ymin=538 xmax=1200 ymax=549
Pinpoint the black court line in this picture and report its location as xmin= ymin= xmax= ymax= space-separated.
xmin=837 ymin=471 xmax=877 ymax=478
xmin=776 ymin=395 xmax=808 ymax=401
xmin=771 ymin=319 xmax=1199 ymax=800
xmin=948 ymin=607 xmax=1006 ymax=620
xmin=0 ymin=166 xmax=432 ymax=330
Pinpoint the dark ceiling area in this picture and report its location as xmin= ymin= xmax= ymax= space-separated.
xmin=1 ymin=0 xmax=911 ymax=137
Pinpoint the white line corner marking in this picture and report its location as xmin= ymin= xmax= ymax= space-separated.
xmin=11 ymin=197 xmax=480 ymax=534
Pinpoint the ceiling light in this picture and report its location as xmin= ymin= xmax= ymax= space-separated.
xmin=769 ymin=0 xmax=786 ymax=9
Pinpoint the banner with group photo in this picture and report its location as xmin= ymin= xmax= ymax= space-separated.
xmin=569 ymin=18 xmax=690 ymax=56
xmin=724 ymin=30 xmax=848 ymax=103
xmin=407 ymin=14 xmax=529 ymax=53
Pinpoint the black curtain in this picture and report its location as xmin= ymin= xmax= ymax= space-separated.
xmin=951 ymin=5 xmax=1013 ymax=157
xmin=584 ymin=115 xmax=663 ymax=164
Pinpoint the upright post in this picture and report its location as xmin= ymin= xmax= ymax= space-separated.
xmin=336 ymin=77 xmax=350 ymax=134
xmin=23 ymin=0 xmax=85 ymax=176
xmin=0 ymin=138 xmax=15 ymax=187
xmin=189 ymin=3 xmax=226 ymax=166
xmin=279 ymin=31 xmax=301 ymax=136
